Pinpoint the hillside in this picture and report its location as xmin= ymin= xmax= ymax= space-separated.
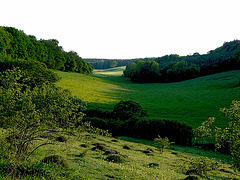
xmin=55 ymin=69 xmax=240 ymax=128
xmin=1 ymin=127 xmax=239 ymax=179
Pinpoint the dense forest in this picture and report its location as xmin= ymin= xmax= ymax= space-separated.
xmin=0 ymin=26 xmax=94 ymax=75
xmin=124 ymin=40 xmax=240 ymax=82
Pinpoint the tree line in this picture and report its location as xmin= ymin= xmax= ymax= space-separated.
xmin=0 ymin=26 xmax=94 ymax=74
xmin=124 ymin=40 xmax=240 ymax=82
xmin=85 ymin=58 xmax=140 ymax=69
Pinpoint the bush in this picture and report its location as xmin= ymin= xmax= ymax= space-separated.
xmin=0 ymin=68 xmax=84 ymax=165
xmin=83 ymin=102 xmax=193 ymax=146
xmin=154 ymin=135 xmax=173 ymax=153
xmin=41 ymin=155 xmax=69 ymax=168
xmin=132 ymin=118 xmax=193 ymax=145
xmin=195 ymin=101 xmax=240 ymax=171
xmin=0 ymin=58 xmax=60 ymax=88
xmin=112 ymin=100 xmax=148 ymax=121
xmin=106 ymin=155 xmax=126 ymax=163
xmin=187 ymin=157 xmax=219 ymax=175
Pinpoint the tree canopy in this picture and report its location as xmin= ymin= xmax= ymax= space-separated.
xmin=123 ymin=40 xmax=240 ymax=82
xmin=0 ymin=26 xmax=94 ymax=75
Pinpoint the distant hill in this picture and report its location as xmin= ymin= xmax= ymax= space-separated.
xmin=123 ymin=40 xmax=240 ymax=82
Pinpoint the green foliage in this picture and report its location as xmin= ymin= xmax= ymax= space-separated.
xmin=0 ymin=27 xmax=11 ymax=54
xmin=87 ymin=59 xmax=117 ymax=69
xmin=79 ymin=121 xmax=112 ymax=137
xmin=195 ymin=100 xmax=240 ymax=171
xmin=113 ymin=100 xmax=148 ymax=121
xmin=41 ymin=155 xmax=69 ymax=168
xmin=0 ymin=68 xmax=84 ymax=168
xmin=161 ymin=60 xmax=200 ymax=82
xmin=1 ymin=26 xmax=93 ymax=75
xmin=124 ymin=59 xmax=200 ymax=82
xmin=105 ymin=154 xmax=126 ymax=163
xmin=0 ymin=58 xmax=60 ymax=88
xmin=83 ymin=102 xmax=193 ymax=146
xmin=123 ymin=40 xmax=240 ymax=83
xmin=154 ymin=135 xmax=173 ymax=153
xmin=188 ymin=157 xmax=219 ymax=175
xmin=123 ymin=62 xmax=136 ymax=77
xmin=130 ymin=60 xmax=160 ymax=82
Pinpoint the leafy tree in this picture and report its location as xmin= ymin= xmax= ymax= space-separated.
xmin=0 ymin=68 xmax=84 ymax=170
xmin=154 ymin=135 xmax=173 ymax=153
xmin=112 ymin=100 xmax=148 ymax=121
xmin=123 ymin=62 xmax=136 ymax=77
xmin=0 ymin=58 xmax=59 ymax=88
xmin=161 ymin=60 xmax=200 ymax=82
xmin=1 ymin=26 xmax=93 ymax=75
xmin=195 ymin=100 xmax=240 ymax=171
xmin=109 ymin=60 xmax=117 ymax=68
xmin=40 ymin=39 xmax=66 ymax=69
xmin=64 ymin=51 xmax=77 ymax=72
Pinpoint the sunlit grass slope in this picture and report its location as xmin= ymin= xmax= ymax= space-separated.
xmin=94 ymin=66 xmax=125 ymax=76
xmin=2 ymin=128 xmax=238 ymax=179
xmin=55 ymin=70 xmax=126 ymax=104
xmin=55 ymin=69 xmax=240 ymax=128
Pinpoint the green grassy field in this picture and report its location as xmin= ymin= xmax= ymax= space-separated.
xmin=1 ymin=128 xmax=239 ymax=179
xmin=94 ymin=66 xmax=125 ymax=76
xmin=55 ymin=67 xmax=240 ymax=128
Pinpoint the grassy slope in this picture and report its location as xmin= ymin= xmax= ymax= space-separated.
xmin=55 ymin=67 xmax=240 ymax=128
xmin=1 ymin=128 xmax=239 ymax=179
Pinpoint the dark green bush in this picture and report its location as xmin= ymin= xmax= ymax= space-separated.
xmin=112 ymin=100 xmax=148 ymax=121
xmin=84 ymin=108 xmax=113 ymax=119
xmin=132 ymin=118 xmax=193 ymax=145
xmin=84 ymin=101 xmax=193 ymax=146
xmin=42 ymin=155 xmax=69 ymax=168
xmin=106 ymin=154 xmax=126 ymax=163
xmin=83 ymin=115 xmax=193 ymax=146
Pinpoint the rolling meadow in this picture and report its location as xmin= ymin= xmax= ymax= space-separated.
xmin=55 ymin=67 xmax=240 ymax=128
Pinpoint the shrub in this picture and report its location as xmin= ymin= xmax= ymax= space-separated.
xmin=154 ymin=135 xmax=173 ymax=153
xmin=0 ymin=68 xmax=84 ymax=172
xmin=133 ymin=118 xmax=193 ymax=145
xmin=112 ymin=101 xmax=148 ymax=121
xmin=187 ymin=157 xmax=219 ymax=175
xmin=195 ymin=100 xmax=240 ymax=171
xmin=41 ymin=155 xmax=69 ymax=168
xmin=83 ymin=106 xmax=193 ymax=146
xmin=106 ymin=155 xmax=126 ymax=163
xmin=148 ymin=163 xmax=159 ymax=168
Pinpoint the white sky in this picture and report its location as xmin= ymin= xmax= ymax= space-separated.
xmin=1 ymin=0 xmax=240 ymax=59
